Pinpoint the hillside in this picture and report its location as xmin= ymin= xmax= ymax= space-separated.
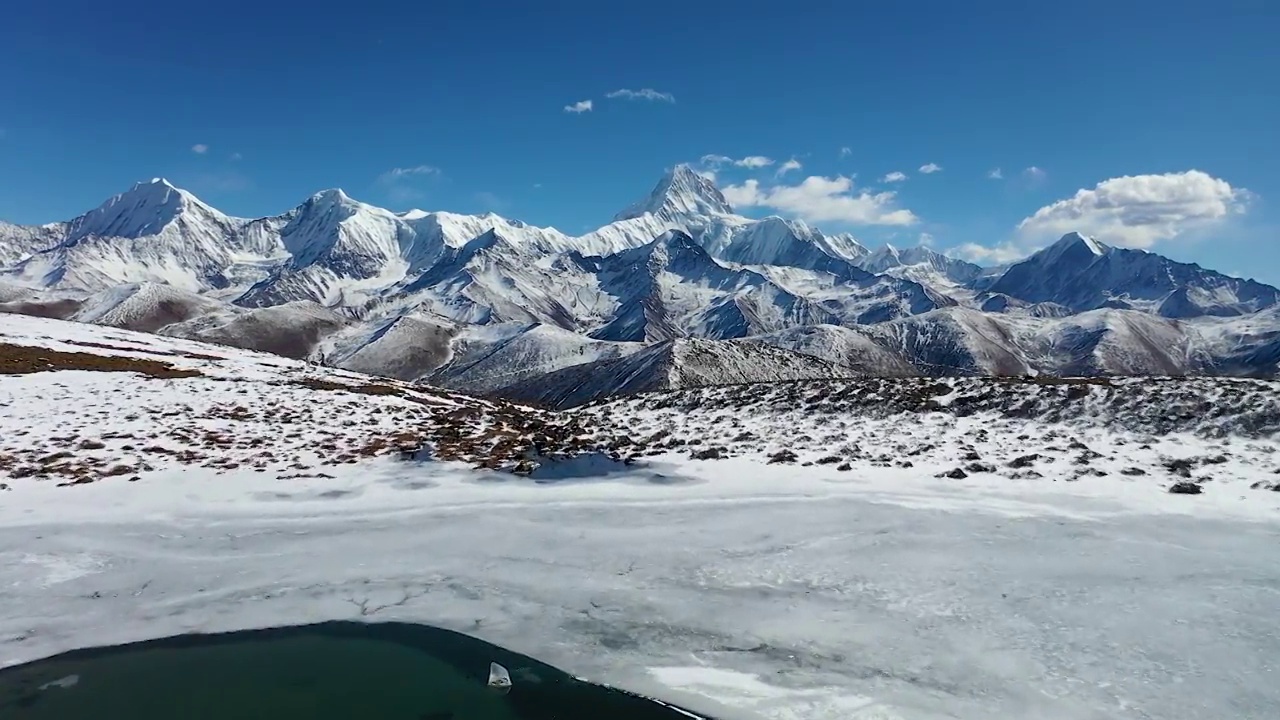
xmin=5 ymin=313 xmax=1277 ymax=496
xmin=500 ymin=337 xmax=860 ymax=408
xmin=0 ymin=314 xmax=599 ymax=484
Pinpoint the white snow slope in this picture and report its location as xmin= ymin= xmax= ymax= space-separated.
xmin=3 ymin=315 xmax=1280 ymax=720
xmin=501 ymin=336 xmax=861 ymax=408
xmin=3 ymin=170 xmax=1280 ymax=386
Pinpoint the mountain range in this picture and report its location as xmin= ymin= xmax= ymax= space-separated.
xmin=1 ymin=166 xmax=1277 ymax=405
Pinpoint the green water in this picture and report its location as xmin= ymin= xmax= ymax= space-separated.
xmin=0 ymin=621 xmax=709 ymax=719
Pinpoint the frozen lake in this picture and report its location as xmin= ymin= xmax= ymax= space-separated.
xmin=2 ymin=457 xmax=1277 ymax=720
xmin=0 ymin=621 xmax=709 ymax=719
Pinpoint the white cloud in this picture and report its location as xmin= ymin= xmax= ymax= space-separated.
xmin=951 ymin=242 xmax=1027 ymax=264
xmin=191 ymin=144 xmax=209 ymax=155
xmin=839 ymin=147 xmax=852 ymax=158
xmin=380 ymin=165 xmax=442 ymax=181
xmin=605 ymin=88 xmax=675 ymax=103
xmin=721 ymin=175 xmax=918 ymax=226
xmin=563 ymin=99 xmax=593 ymax=114
xmin=1016 ymin=170 xmax=1246 ymax=248
xmin=230 ymin=152 xmax=243 ymax=161
xmin=954 ymin=169 xmax=1247 ymax=265
xmin=700 ymin=154 xmax=774 ymax=169
xmin=776 ymin=159 xmax=803 ymax=176
xmin=377 ymin=165 xmax=444 ymax=204
xmin=918 ymin=232 xmax=934 ymax=247
xmin=987 ymin=167 xmax=1003 ymax=180
xmin=880 ymin=171 xmax=908 ymax=183
xmin=918 ymin=162 xmax=942 ymax=174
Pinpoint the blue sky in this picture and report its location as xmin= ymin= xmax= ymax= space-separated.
xmin=1 ymin=1 xmax=1277 ymax=281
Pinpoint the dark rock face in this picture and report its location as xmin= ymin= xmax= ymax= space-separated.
xmin=767 ymin=449 xmax=798 ymax=464
xmin=690 ymin=446 xmax=726 ymax=460
xmin=1008 ymin=454 xmax=1041 ymax=468
xmin=1168 ymin=482 xmax=1203 ymax=495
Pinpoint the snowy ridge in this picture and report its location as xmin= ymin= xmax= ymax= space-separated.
xmin=989 ymin=232 xmax=1277 ymax=317
xmin=0 ymin=221 xmax=64 ymax=267
xmin=6 ymin=179 xmax=261 ymax=294
xmin=749 ymin=324 xmax=918 ymax=376
xmin=858 ymin=243 xmax=983 ymax=286
xmin=64 ymin=179 xmax=222 ymax=242
xmin=427 ymin=322 xmax=645 ymax=394
xmin=1 ymin=171 xmax=1279 ymax=390
xmin=747 ymin=308 xmax=1276 ymax=380
xmin=613 ymin=165 xmax=736 ymax=223
xmin=501 ymin=337 xmax=861 ymax=408
xmin=324 ymin=314 xmax=458 ymax=380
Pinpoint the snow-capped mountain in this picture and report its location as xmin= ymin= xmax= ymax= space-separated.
xmin=987 ymin=232 xmax=1278 ymax=318
xmin=501 ymin=337 xmax=860 ymax=408
xmin=0 ymin=221 xmax=63 ymax=267
xmin=857 ymin=244 xmax=984 ymax=289
xmin=587 ymin=230 xmax=837 ymax=342
xmin=6 ymin=179 xmax=276 ymax=295
xmin=748 ymin=307 xmax=1233 ymax=379
xmin=2 ymin=168 xmax=1279 ymax=393
xmin=615 ymin=166 xmax=872 ymax=270
xmin=747 ymin=324 xmax=917 ymax=376
xmin=426 ymin=322 xmax=644 ymax=394
xmin=236 ymin=188 xmax=420 ymax=308
xmin=614 ymin=164 xmax=736 ymax=224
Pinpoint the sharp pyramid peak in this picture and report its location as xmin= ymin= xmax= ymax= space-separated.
xmin=119 ymin=177 xmax=187 ymax=201
xmin=64 ymin=178 xmax=216 ymax=241
xmin=1039 ymin=232 xmax=1110 ymax=263
xmin=111 ymin=178 xmax=226 ymax=217
xmin=613 ymin=163 xmax=736 ymax=222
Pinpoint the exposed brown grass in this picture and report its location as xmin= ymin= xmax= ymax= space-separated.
xmin=289 ymin=378 xmax=406 ymax=396
xmin=0 ymin=343 xmax=204 ymax=378
xmin=63 ymin=339 xmax=223 ymax=361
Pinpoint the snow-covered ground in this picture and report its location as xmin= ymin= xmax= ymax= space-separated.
xmin=3 ymin=458 xmax=1278 ymax=720
xmin=3 ymin=315 xmax=1279 ymax=720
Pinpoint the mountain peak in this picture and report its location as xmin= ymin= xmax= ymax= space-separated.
xmin=124 ymin=177 xmax=185 ymax=199
xmin=65 ymin=178 xmax=212 ymax=242
xmin=869 ymin=244 xmax=901 ymax=262
xmin=653 ymin=228 xmax=702 ymax=250
xmin=1048 ymin=232 xmax=1108 ymax=258
xmin=309 ymin=188 xmax=356 ymax=206
xmin=613 ymin=164 xmax=736 ymax=223
xmin=611 ymin=229 xmax=713 ymax=271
